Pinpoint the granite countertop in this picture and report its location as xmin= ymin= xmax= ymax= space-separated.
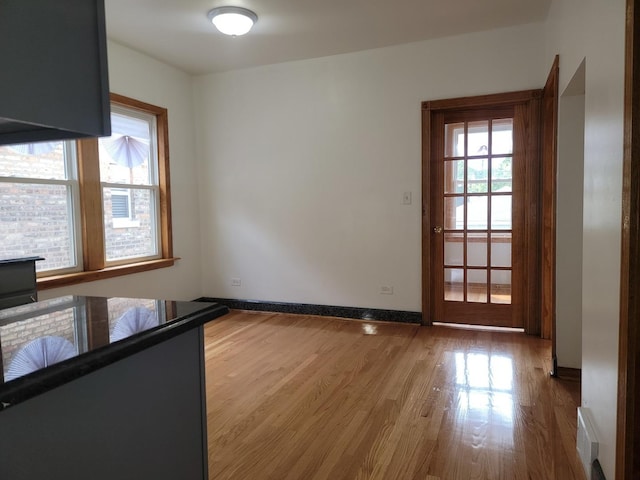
xmin=0 ymin=295 xmax=228 ymax=411
xmin=0 ymin=257 xmax=44 ymax=265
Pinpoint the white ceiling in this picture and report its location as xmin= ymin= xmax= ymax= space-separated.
xmin=104 ymin=0 xmax=552 ymax=76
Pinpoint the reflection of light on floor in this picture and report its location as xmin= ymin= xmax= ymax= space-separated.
xmin=454 ymin=352 xmax=515 ymax=444
xmin=361 ymin=324 xmax=378 ymax=335
xmin=455 ymin=352 xmax=513 ymax=391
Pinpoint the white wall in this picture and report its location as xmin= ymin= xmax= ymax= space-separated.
xmin=556 ymin=61 xmax=585 ymax=369
xmin=40 ymin=41 xmax=203 ymax=302
xmin=194 ymin=23 xmax=547 ymax=311
xmin=546 ymin=0 xmax=626 ymax=477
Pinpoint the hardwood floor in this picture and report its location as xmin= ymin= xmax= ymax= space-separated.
xmin=205 ymin=311 xmax=585 ymax=480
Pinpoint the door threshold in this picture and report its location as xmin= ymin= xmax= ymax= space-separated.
xmin=432 ymin=322 xmax=525 ymax=333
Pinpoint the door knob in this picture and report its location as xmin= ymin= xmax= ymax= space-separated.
xmin=433 ymin=225 xmax=443 ymax=234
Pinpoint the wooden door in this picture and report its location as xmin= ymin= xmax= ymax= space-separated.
xmin=422 ymin=91 xmax=542 ymax=330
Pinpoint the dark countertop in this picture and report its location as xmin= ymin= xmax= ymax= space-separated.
xmin=0 ymin=295 xmax=228 ymax=411
xmin=0 ymin=257 xmax=44 ymax=265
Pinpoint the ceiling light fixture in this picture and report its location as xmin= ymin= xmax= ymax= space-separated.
xmin=207 ymin=6 xmax=257 ymax=36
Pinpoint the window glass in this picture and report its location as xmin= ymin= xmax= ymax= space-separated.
xmin=491 ymin=119 xmax=513 ymax=155
xmin=98 ymin=111 xmax=154 ymax=186
xmin=99 ymin=106 xmax=160 ymax=263
xmin=0 ymin=142 xmax=67 ymax=180
xmin=467 ymin=121 xmax=489 ymax=156
xmin=103 ymin=187 xmax=157 ymax=260
xmin=0 ymin=142 xmax=79 ymax=273
xmin=445 ymin=122 xmax=465 ymax=158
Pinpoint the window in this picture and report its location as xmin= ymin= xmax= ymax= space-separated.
xmin=0 ymin=94 xmax=174 ymax=288
xmin=99 ymin=102 xmax=159 ymax=262
xmin=0 ymin=141 xmax=80 ymax=273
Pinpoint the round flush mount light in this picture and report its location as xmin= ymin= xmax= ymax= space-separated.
xmin=207 ymin=6 xmax=257 ymax=36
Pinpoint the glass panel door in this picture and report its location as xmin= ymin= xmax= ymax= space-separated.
xmin=443 ymin=118 xmax=513 ymax=307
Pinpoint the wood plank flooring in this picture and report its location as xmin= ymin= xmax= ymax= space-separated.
xmin=205 ymin=311 xmax=585 ymax=480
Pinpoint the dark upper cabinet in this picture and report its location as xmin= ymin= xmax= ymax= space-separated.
xmin=0 ymin=257 xmax=43 ymax=310
xmin=0 ymin=0 xmax=111 ymax=145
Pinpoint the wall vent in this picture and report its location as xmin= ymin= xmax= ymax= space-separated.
xmin=577 ymin=407 xmax=599 ymax=479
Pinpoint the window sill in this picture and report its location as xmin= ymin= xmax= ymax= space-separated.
xmin=37 ymin=257 xmax=179 ymax=290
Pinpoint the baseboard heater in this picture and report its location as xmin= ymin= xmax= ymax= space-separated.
xmin=577 ymin=407 xmax=604 ymax=480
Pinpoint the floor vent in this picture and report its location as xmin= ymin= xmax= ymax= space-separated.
xmin=577 ymin=407 xmax=599 ymax=479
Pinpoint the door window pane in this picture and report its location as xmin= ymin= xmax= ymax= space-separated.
xmin=467 ymin=121 xmax=489 ymax=156
xmin=444 ymin=233 xmax=464 ymax=266
xmin=467 ymin=233 xmax=487 ymax=267
xmin=491 ymin=271 xmax=512 ymax=305
xmin=491 ymin=195 xmax=512 ymax=230
xmin=491 ymin=157 xmax=512 ymax=192
xmin=445 ymin=123 xmax=465 ymax=158
xmin=467 ymin=158 xmax=489 ymax=193
xmin=445 ymin=268 xmax=464 ymax=302
xmin=467 ymin=269 xmax=488 ymax=303
xmin=491 ymin=233 xmax=512 ymax=268
xmin=444 ymin=197 xmax=464 ymax=230
xmin=467 ymin=196 xmax=488 ymax=230
xmin=444 ymin=160 xmax=465 ymax=194
xmin=491 ymin=119 xmax=513 ymax=155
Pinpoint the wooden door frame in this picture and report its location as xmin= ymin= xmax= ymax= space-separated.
xmin=421 ymin=90 xmax=542 ymax=334
xmin=617 ymin=0 xmax=640 ymax=477
xmin=541 ymin=56 xmax=560 ymax=373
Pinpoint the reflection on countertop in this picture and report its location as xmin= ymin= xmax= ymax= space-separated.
xmin=0 ymin=295 xmax=228 ymax=408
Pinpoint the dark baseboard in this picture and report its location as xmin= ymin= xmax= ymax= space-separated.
xmin=592 ymin=459 xmax=606 ymax=480
xmin=194 ymin=297 xmax=422 ymax=324
xmin=556 ymin=366 xmax=581 ymax=381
